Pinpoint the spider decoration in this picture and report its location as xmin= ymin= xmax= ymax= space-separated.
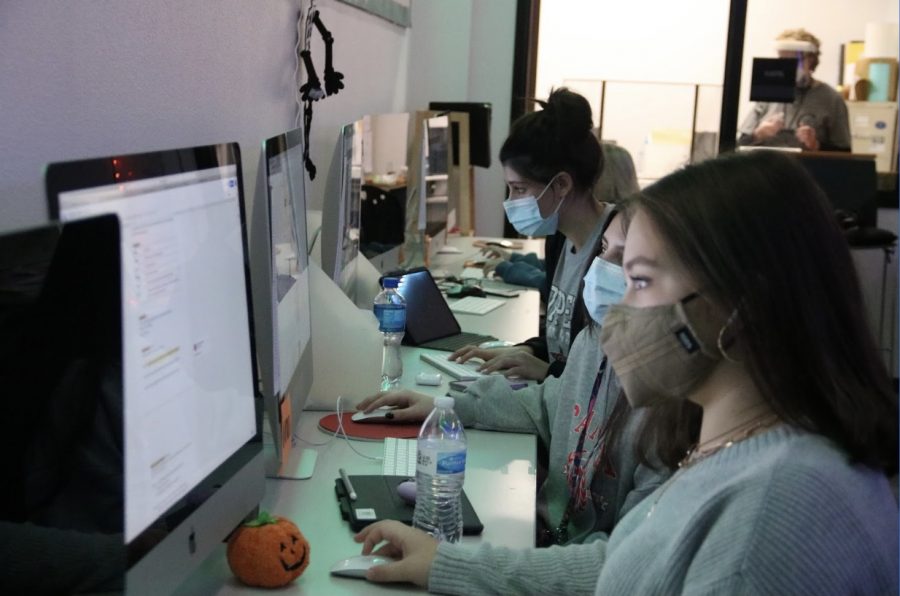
xmin=300 ymin=8 xmax=345 ymax=180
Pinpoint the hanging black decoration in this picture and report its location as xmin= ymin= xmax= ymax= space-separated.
xmin=299 ymin=7 xmax=345 ymax=180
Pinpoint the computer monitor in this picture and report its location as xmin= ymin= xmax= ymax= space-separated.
xmin=428 ymin=101 xmax=492 ymax=168
xmin=321 ymin=121 xmax=363 ymax=302
xmin=46 ymin=143 xmax=264 ymax=595
xmin=260 ymin=127 xmax=316 ymax=479
xmin=795 ymin=153 xmax=878 ymax=228
xmin=0 ymin=215 xmax=125 ymax=593
xmin=359 ymin=112 xmax=409 ymax=271
xmin=423 ymin=115 xmax=451 ymax=242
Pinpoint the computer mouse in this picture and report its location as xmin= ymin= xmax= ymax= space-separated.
xmin=351 ymin=406 xmax=397 ymax=423
xmin=330 ymin=554 xmax=397 ymax=579
xmin=396 ymin=479 xmax=417 ymax=504
xmin=478 ymin=340 xmax=514 ymax=349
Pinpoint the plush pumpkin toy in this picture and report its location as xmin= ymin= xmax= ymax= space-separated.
xmin=226 ymin=511 xmax=310 ymax=588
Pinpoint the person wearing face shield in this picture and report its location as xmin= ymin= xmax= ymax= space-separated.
xmin=738 ymin=28 xmax=851 ymax=152
xmin=450 ymin=89 xmax=631 ymax=382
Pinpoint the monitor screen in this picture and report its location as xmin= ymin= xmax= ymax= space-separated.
xmin=262 ymin=127 xmax=314 ymax=474
xmin=0 ymin=215 xmax=126 ymax=593
xmin=321 ymin=121 xmax=363 ymax=302
xmin=428 ymin=101 xmax=492 ymax=168
xmin=46 ymin=143 xmax=263 ymax=594
xmin=750 ymin=57 xmax=798 ymax=103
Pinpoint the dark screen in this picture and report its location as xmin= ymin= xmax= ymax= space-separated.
xmin=393 ymin=268 xmax=461 ymax=345
xmin=750 ymin=58 xmax=798 ymax=103
xmin=0 ymin=215 xmax=125 ymax=594
xmin=428 ymin=102 xmax=492 ymax=168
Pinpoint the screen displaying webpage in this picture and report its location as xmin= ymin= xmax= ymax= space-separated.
xmin=267 ymin=147 xmax=311 ymax=397
xmin=58 ymin=165 xmax=256 ymax=541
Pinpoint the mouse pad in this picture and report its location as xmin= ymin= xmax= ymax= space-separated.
xmin=318 ymin=413 xmax=420 ymax=440
xmin=335 ymin=475 xmax=483 ymax=535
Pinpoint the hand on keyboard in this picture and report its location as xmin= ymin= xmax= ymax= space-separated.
xmin=355 ymin=390 xmax=434 ymax=424
xmin=472 ymin=349 xmax=551 ymax=381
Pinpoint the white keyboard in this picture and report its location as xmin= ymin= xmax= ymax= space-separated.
xmin=420 ymin=352 xmax=485 ymax=381
xmin=382 ymin=437 xmax=417 ymax=477
xmin=449 ymin=296 xmax=504 ymax=315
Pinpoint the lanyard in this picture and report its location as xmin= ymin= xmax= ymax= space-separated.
xmin=552 ymin=357 xmax=609 ymax=544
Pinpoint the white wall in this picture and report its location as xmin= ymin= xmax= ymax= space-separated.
xmin=0 ymin=0 xmax=516 ymax=238
xmin=0 ymin=1 xmax=409 ymax=234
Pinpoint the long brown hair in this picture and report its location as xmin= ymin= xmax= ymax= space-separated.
xmin=624 ymin=150 xmax=897 ymax=474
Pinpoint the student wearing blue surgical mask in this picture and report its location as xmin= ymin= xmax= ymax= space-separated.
xmin=357 ymin=209 xmax=670 ymax=582
xmin=451 ymin=91 xmax=633 ymax=381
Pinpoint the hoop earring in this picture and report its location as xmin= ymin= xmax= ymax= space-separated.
xmin=717 ymin=309 xmax=741 ymax=364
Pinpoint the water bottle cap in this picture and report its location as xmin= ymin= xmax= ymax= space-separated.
xmin=383 ymin=277 xmax=399 ymax=288
xmin=434 ymin=396 xmax=454 ymax=409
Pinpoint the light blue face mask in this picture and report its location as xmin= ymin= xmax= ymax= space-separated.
xmin=503 ymin=176 xmax=564 ymax=237
xmin=582 ymin=256 xmax=627 ymax=325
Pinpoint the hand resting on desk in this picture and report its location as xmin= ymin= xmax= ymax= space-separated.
xmin=354 ymin=520 xmax=437 ymax=586
xmin=356 ymin=390 xmax=434 ymax=423
xmin=450 ymin=345 xmax=549 ymax=381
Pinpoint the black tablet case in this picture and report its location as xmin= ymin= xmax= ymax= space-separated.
xmin=335 ymin=475 xmax=484 ymax=535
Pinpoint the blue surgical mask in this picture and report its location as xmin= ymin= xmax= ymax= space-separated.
xmin=582 ymin=256 xmax=626 ymax=325
xmin=503 ymin=176 xmax=564 ymax=237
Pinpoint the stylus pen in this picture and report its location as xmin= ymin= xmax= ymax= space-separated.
xmin=339 ymin=468 xmax=357 ymax=501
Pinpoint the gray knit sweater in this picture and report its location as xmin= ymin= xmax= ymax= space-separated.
xmin=595 ymin=425 xmax=898 ymax=595
xmin=429 ymin=425 xmax=899 ymax=595
xmin=431 ymin=327 xmax=668 ymax=594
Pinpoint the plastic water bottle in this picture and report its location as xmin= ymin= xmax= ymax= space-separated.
xmin=412 ymin=396 xmax=467 ymax=543
xmin=373 ymin=277 xmax=406 ymax=391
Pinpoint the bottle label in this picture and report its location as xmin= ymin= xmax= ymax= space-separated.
xmin=417 ymin=447 xmax=466 ymax=475
xmin=374 ymin=303 xmax=406 ymax=333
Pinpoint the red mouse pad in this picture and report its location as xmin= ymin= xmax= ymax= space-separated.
xmin=317 ymin=413 xmax=420 ymax=441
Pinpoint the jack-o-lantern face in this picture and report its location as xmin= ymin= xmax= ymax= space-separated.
xmin=227 ymin=513 xmax=311 ymax=588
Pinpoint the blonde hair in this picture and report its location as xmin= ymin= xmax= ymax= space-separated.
xmin=593 ymin=142 xmax=639 ymax=204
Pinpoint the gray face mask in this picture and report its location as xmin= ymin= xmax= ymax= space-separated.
xmin=599 ymin=294 xmax=731 ymax=408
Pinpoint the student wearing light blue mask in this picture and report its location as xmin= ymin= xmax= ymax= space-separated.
xmin=450 ymin=89 xmax=630 ymax=382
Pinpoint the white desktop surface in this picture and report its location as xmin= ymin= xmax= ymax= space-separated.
xmin=173 ymin=235 xmax=541 ymax=594
xmin=432 ymin=235 xmax=543 ymax=344
xmin=173 ymin=357 xmax=537 ymax=595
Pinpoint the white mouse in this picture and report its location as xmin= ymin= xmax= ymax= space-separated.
xmin=330 ymin=554 xmax=397 ymax=579
xmin=478 ymin=340 xmax=514 ymax=349
xmin=351 ymin=406 xmax=397 ymax=423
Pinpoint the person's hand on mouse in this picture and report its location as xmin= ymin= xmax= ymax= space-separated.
xmin=354 ymin=520 xmax=438 ymax=586
xmin=355 ymin=390 xmax=434 ymax=422
xmin=476 ymin=350 xmax=550 ymax=380
xmin=449 ymin=344 xmax=530 ymax=366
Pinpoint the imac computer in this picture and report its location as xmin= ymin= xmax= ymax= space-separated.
xmin=359 ymin=112 xmax=410 ymax=273
xmin=259 ymin=127 xmax=316 ymax=478
xmin=428 ymin=101 xmax=492 ymax=168
xmin=0 ymin=215 xmax=125 ymax=593
xmin=46 ymin=143 xmax=264 ymax=595
xmin=424 ymin=114 xmax=452 ymax=242
xmin=321 ymin=121 xmax=363 ymax=303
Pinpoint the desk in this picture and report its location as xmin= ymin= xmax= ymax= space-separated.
xmin=173 ymin=349 xmax=537 ymax=595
